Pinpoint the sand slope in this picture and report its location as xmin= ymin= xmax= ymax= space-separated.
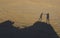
xmin=0 ymin=0 xmax=60 ymax=36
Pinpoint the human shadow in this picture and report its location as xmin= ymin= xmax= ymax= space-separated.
xmin=39 ymin=13 xmax=50 ymax=24
xmin=0 ymin=20 xmax=59 ymax=38
xmin=46 ymin=13 xmax=50 ymax=24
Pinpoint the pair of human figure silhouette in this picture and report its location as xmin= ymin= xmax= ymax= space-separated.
xmin=39 ymin=13 xmax=49 ymax=24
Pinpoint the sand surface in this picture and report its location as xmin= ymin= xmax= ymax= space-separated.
xmin=0 ymin=0 xmax=60 ymax=36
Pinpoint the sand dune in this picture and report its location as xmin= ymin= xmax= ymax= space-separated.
xmin=0 ymin=0 xmax=60 ymax=36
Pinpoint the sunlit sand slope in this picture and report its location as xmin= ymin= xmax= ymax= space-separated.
xmin=0 ymin=0 xmax=60 ymax=36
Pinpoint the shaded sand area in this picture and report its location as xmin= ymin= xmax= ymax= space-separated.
xmin=0 ymin=0 xmax=60 ymax=36
xmin=0 ymin=21 xmax=59 ymax=38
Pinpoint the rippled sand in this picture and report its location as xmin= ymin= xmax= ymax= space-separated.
xmin=0 ymin=0 xmax=60 ymax=36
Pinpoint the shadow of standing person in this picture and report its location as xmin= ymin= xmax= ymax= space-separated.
xmin=39 ymin=13 xmax=43 ymax=22
xmin=46 ymin=13 xmax=50 ymax=24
